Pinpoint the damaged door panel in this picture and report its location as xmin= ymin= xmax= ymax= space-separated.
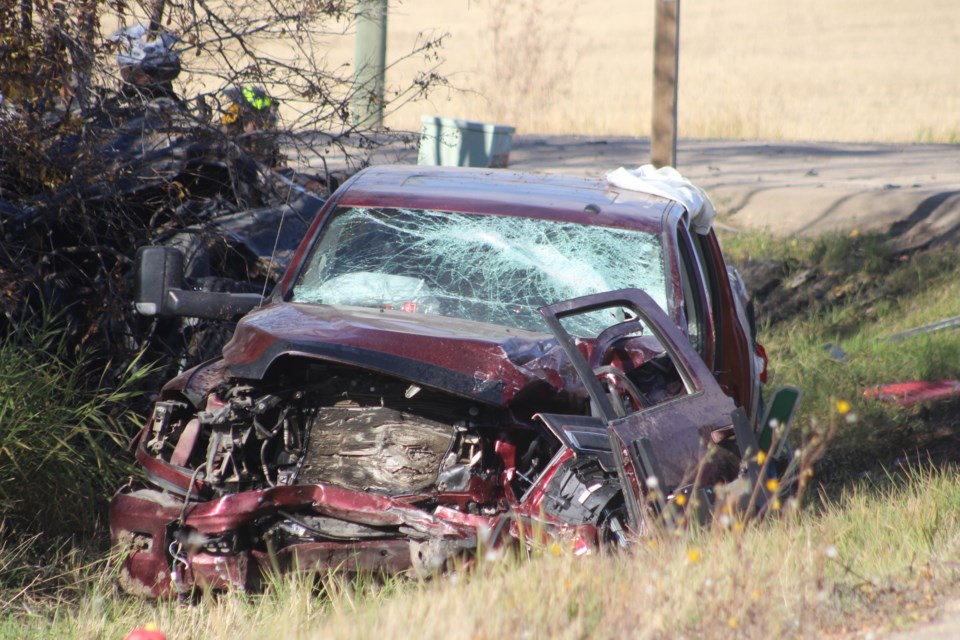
xmin=539 ymin=288 xmax=740 ymax=531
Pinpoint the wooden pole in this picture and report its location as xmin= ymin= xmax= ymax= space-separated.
xmin=651 ymin=0 xmax=680 ymax=169
xmin=353 ymin=0 xmax=388 ymax=129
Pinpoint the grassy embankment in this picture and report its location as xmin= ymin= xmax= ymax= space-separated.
xmin=2 ymin=232 xmax=959 ymax=639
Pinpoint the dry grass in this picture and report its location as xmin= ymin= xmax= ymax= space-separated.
xmin=328 ymin=0 xmax=960 ymax=142
xmin=10 ymin=464 xmax=960 ymax=639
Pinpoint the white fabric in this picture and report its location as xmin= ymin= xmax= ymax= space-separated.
xmin=606 ymin=164 xmax=717 ymax=235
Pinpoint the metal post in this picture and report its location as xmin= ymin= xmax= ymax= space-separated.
xmin=353 ymin=0 xmax=388 ymax=129
xmin=651 ymin=0 xmax=680 ymax=169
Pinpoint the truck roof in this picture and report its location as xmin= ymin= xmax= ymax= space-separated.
xmin=334 ymin=165 xmax=676 ymax=233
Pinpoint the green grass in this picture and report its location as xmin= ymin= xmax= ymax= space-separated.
xmin=721 ymin=231 xmax=960 ymax=482
xmin=916 ymin=127 xmax=960 ymax=144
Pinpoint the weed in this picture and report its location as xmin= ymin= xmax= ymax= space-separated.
xmin=0 ymin=312 xmax=154 ymax=597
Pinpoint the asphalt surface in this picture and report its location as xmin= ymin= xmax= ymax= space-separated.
xmin=338 ymin=135 xmax=960 ymax=249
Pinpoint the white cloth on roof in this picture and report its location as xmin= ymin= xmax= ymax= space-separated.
xmin=606 ymin=164 xmax=717 ymax=235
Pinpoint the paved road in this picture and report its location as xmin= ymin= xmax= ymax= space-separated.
xmin=511 ymin=136 xmax=960 ymax=250
xmin=333 ymin=135 xmax=960 ymax=249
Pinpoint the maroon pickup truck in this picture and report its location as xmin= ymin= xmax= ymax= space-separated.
xmin=112 ymin=164 xmax=771 ymax=596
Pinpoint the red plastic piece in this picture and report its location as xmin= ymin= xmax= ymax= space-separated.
xmin=123 ymin=626 xmax=166 ymax=640
xmin=863 ymin=380 xmax=960 ymax=407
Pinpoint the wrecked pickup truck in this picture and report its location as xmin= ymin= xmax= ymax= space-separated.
xmin=111 ymin=164 xmax=773 ymax=596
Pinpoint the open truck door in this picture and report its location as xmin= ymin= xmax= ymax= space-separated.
xmin=538 ymin=288 xmax=744 ymax=534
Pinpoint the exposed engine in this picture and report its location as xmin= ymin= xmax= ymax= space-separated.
xmin=143 ymin=362 xmax=557 ymax=508
xmin=118 ymin=325 xmax=720 ymax=600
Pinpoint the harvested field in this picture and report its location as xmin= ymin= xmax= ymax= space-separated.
xmin=310 ymin=0 xmax=960 ymax=142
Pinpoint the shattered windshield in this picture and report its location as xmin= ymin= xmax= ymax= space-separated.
xmin=291 ymin=207 xmax=668 ymax=335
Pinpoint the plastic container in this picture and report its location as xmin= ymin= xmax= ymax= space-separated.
xmin=417 ymin=115 xmax=515 ymax=168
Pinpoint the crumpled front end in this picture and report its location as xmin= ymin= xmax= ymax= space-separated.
xmin=110 ymin=483 xmax=479 ymax=597
xmin=111 ymin=287 xmax=755 ymax=597
xmin=110 ymin=353 xmax=631 ymax=597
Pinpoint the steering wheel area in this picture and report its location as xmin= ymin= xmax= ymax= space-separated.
xmin=588 ymin=319 xmax=645 ymax=369
xmin=586 ymin=318 xmax=650 ymax=417
xmin=594 ymin=365 xmax=651 ymax=417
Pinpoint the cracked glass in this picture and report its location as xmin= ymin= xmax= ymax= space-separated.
xmin=292 ymin=207 xmax=668 ymax=336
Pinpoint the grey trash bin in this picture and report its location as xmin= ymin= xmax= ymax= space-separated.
xmin=417 ymin=115 xmax=515 ymax=168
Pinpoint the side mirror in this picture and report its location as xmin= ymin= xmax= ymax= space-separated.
xmin=134 ymin=246 xmax=265 ymax=321
xmin=134 ymin=246 xmax=185 ymax=316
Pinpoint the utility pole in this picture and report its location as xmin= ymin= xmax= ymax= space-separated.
xmin=353 ymin=0 xmax=388 ymax=129
xmin=651 ymin=0 xmax=680 ymax=168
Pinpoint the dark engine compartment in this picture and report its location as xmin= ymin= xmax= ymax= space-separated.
xmin=142 ymin=359 xmax=570 ymax=513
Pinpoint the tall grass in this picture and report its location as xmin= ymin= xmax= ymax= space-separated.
xmin=0 ymin=314 xmax=153 ymax=593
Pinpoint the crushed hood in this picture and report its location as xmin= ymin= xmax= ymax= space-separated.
xmin=220 ymin=302 xmax=589 ymax=406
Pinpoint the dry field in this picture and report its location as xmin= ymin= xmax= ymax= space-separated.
xmin=314 ymin=0 xmax=960 ymax=142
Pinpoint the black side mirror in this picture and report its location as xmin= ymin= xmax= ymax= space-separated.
xmin=134 ymin=246 xmax=185 ymax=316
xmin=134 ymin=246 xmax=265 ymax=320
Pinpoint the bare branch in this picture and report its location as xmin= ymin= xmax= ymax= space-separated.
xmin=147 ymin=0 xmax=166 ymax=33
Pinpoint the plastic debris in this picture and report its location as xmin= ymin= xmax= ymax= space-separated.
xmin=889 ymin=315 xmax=960 ymax=342
xmin=863 ymin=380 xmax=960 ymax=407
xmin=123 ymin=622 xmax=166 ymax=640
xmin=823 ymin=342 xmax=848 ymax=362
